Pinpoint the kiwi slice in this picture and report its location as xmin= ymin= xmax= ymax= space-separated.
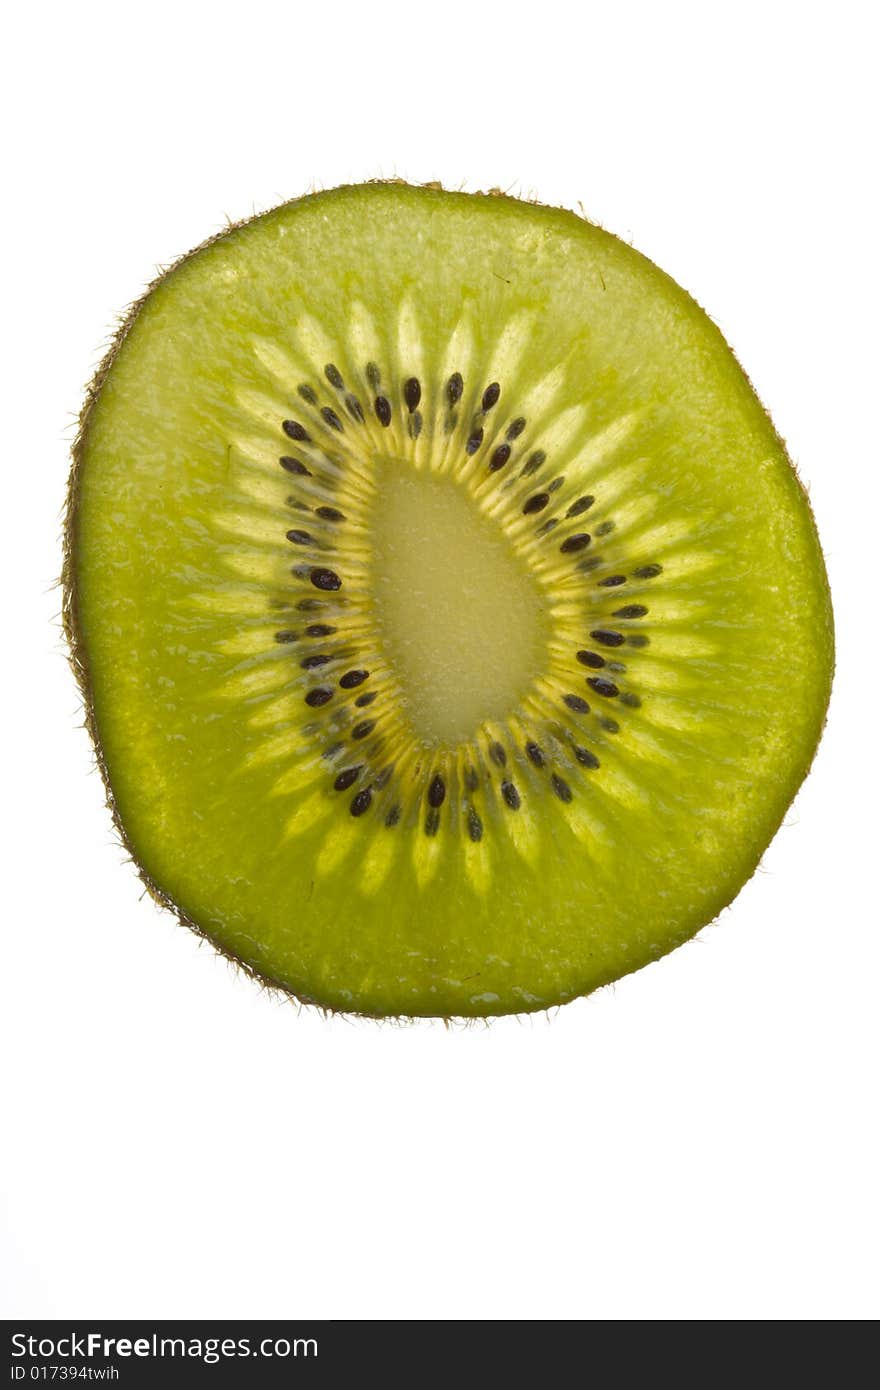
xmin=65 ymin=182 xmax=832 ymax=1018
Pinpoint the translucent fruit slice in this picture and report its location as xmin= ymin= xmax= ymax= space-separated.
xmin=66 ymin=182 xmax=833 ymax=1017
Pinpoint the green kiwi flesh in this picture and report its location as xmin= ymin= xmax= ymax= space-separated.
xmin=65 ymin=182 xmax=833 ymax=1017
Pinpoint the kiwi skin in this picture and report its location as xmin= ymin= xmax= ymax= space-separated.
xmin=62 ymin=179 xmax=834 ymax=1020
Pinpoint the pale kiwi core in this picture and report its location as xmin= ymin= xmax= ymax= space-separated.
xmin=372 ymin=462 xmax=549 ymax=745
xmin=68 ymin=182 xmax=833 ymax=1017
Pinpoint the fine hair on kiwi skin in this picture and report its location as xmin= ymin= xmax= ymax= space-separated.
xmin=63 ymin=178 xmax=834 ymax=1021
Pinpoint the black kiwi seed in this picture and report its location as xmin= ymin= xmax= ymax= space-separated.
xmin=633 ymin=564 xmax=663 ymax=579
xmin=305 ymin=687 xmax=333 ymax=707
xmin=310 ymin=567 xmax=342 ymax=591
xmin=564 ymin=694 xmax=590 ymax=714
xmin=551 ymin=774 xmax=573 ymax=803
xmin=560 ymin=533 xmax=591 ymax=554
xmin=467 ymin=806 xmax=483 ymax=842
xmin=548 ymin=477 xmax=565 ymax=493
xmin=489 ymin=443 xmax=511 ymax=471
xmin=321 ymin=406 xmax=344 ymax=432
xmin=627 ymin=634 xmax=650 ymax=648
xmin=301 ymin=653 xmax=332 ymax=670
xmin=482 ymin=382 xmax=501 ymax=411
xmin=297 ymin=598 xmax=324 ymax=612
xmin=280 ymin=455 xmax=311 ymax=475
xmin=274 ymin=630 xmax=298 ymax=643
xmin=339 ymin=669 xmax=368 ymax=689
xmin=620 ymin=692 xmax=642 ymax=708
xmin=409 ymin=410 xmax=423 ymax=438
xmin=404 ymin=377 xmax=421 ymax=412
xmin=305 ymin=623 xmax=335 ymax=637
xmin=599 ymin=575 xmax=627 ymax=587
xmin=298 ymin=384 xmax=318 ymax=404
xmin=523 ymin=492 xmax=550 ymax=515
xmin=521 ymin=450 xmax=546 ymax=477
xmin=286 ymin=528 xmax=313 ymax=545
xmin=466 ymin=426 xmax=484 ymax=455
xmin=600 ymin=717 xmax=620 ymax=734
xmin=350 ymin=787 xmax=373 ymax=817
xmin=574 ymin=745 xmax=600 ymax=769
xmin=428 ymin=774 xmax=446 ymax=808
xmin=447 ymin=372 xmax=464 ymax=405
xmin=345 ymin=394 xmax=364 ymax=422
xmin=595 ymin=520 xmax=615 ymax=536
xmin=537 ymin=518 xmax=559 ymax=536
xmin=352 ymin=720 xmax=376 ymax=740
xmin=282 ymin=419 xmax=310 ymax=442
xmin=501 ymin=780 xmax=521 ymax=811
xmin=490 ymin=741 xmax=507 ymax=767
xmin=375 ymin=396 xmax=392 ymax=426
xmin=385 ymin=804 xmax=401 ymax=828
xmin=588 ymin=677 xmax=620 ymax=698
xmin=576 ymin=650 xmax=605 ymax=669
xmin=464 ymin=765 xmax=479 ymax=793
xmin=334 ymin=766 xmax=362 ymax=792
xmin=324 ymin=364 xmax=344 ymax=389
xmin=590 ymin=628 xmax=625 ymax=647
xmin=525 ymin=741 xmax=545 ymax=768
xmin=316 ymin=505 xmax=345 ymax=522
xmin=613 ymin=604 xmax=648 ymax=619
xmin=566 ymin=495 xmax=594 ymax=517
xmin=355 ymin=691 xmax=377 ymax=707
xmin=506 ymin=417 xmax=527 ymax=440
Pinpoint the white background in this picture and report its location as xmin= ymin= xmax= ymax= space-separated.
xmin=2 ymin=0 xmax=877 ymax=1321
